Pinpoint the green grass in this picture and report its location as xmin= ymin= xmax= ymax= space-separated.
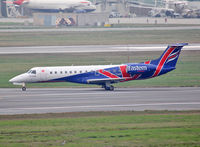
xmin=0 ymin=22 xmax=25 ymax=26
xmin=0 ymin=29 xmax=200 ymax=47
xmin=1 ymin=50 xmax=200 ymax=88
xmin=0 ymin=111 xmax=199 ymax=147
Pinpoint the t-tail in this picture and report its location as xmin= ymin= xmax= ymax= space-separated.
xmin=146 ymin=43 xmax=188 ymax=77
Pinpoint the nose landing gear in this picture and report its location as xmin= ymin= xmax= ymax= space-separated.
xmin=22 ymin=83 xmax=26 ymax=91
xmin=22 ymin=87 xmax=26 ymax=91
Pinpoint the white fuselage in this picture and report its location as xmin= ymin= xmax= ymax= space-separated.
xmin=9 ymin=65 xmax=118 ymax=84
xmin=23 ymin=0 xmax=96 ymax=12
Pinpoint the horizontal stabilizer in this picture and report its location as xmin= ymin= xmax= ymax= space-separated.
xmin=169 ymin=43 xmax=188 ymax=47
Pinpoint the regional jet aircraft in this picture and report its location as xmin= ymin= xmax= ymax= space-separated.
xmin=9 ymin=43 xmax=188 ymax=91
xmin=4 ymin=0 xmax=96 ymax=13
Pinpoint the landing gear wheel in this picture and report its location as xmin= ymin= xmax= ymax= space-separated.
xmin=104 ymin=85 xmax=114 ymax=91
xmin=110 ymin=85 xmax=114 ymax=91
xmin=105 ymin=87 xmax=110 ymax=91
xmin=22 ymin=87 xmax=26 ymax=91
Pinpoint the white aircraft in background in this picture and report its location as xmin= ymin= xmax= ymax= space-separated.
xmin=9 ymin=43 xmax=188 ymax=91
xmin=4 ymin=0 xmax=96 ymax=13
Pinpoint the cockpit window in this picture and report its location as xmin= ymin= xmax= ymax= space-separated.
xmin=31 ymin=70 xmax=36 ymax=74
xmin=27 ymin=70 xmax=32 ymax=74
xmin=27 ymin=70 xmax=36 ymax=74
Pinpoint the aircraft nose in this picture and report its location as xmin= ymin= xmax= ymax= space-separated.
xmin=9 ymin=74 xmax=26 ymax=83
xmin=9 ymin=76 xmax=19 ymax=83
xmin=9 ymin=78 xmax=15 ymax=83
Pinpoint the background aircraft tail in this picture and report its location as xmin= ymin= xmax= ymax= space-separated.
xmin=3 ymin=0 xmax=24 ymax=5
xmin=150 ymin=43 xmax=188 ymax=68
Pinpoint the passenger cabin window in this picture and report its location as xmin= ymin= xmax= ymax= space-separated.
xmin=60 ymin=71 xmax=62 ymax=74
xmin=55 ymin=71 xmax=57 ymax=74
xmin=50 ymin=72 xmax=52 ymax=74
xmin=65 ymin=71 xmax=67 ymax=74
xmin=74 ymin=71 xmax=77 ymax=74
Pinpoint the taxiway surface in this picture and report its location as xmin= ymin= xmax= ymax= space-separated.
xmin=1 ymin=26 xmax=200 ymax=33
xmin=0 ymin=44 xmax=200 ymax=54
xmin=0 ymin=87 xmax=199 ymax=115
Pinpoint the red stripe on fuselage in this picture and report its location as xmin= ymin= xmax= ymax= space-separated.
xmin=120 ymin=65 xmax=142 ymax=82
xmin=152 ymin=47 xmax=176 ymax=77
xmin=99 ymin=69 xmax=119 ymax=79
xmin=132 ymin=74 xmax=141 ymax=80
xmin=120 ymin=65 xmax=131 ymax=78
xmin=121 ymin=74 xmax=141 ymax=82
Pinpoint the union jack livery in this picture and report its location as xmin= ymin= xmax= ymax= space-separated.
xmin=9 ymin=43 xmax=188 ymax=91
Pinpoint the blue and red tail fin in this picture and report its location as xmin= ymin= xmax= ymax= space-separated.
xmin=147 ymin=43 xmax=188 ymax=77
xmin=150 ymin=43 xmax=188 ymax=67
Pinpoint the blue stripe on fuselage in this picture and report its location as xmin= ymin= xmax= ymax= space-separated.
xmin=43 ymin=64 xmax=157 ymax=84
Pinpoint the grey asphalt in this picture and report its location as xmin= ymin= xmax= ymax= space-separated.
xmin=0 ymin=87 xmax=199 ymax=115
xmin=0 ymin=44 xmax=200 ymax=54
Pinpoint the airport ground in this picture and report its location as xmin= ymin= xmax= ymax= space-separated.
xmin=0 ymin=111 xmax=200 ymax=147
xmin=1 ymin=17 xmax=200 ymax=26
xmin=0 ymin=28 xmax=200 ymax=47
xmin=0 ymin=24 xmax=200 ymax=146
xmin=1 ymin=87 xmax=200 ymax=114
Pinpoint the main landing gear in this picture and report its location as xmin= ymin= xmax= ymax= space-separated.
xmin=102 ymin=82 xmax=114 ymax=91
xmin=105 ymin=85 xmax=114 ymax=91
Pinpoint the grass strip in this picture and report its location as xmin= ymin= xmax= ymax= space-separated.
xmin=0 ymin=111 xmax=199 ymax=147
xmin=0 ymin=29 xmax=200 ymax=47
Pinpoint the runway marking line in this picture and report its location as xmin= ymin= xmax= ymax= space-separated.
xmin=1 ymin=102 xmax=200 ymax=111
xmin=2 ymin=88 xmax=200 ymax=98
xmin=2 ymin=91 xmax=138 ymax=98
xmin=1 ymin=45 xmax=200 ymax=54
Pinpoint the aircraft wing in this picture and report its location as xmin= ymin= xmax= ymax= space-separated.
xmin=87 ymin=78 xmax=125 ymax=84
